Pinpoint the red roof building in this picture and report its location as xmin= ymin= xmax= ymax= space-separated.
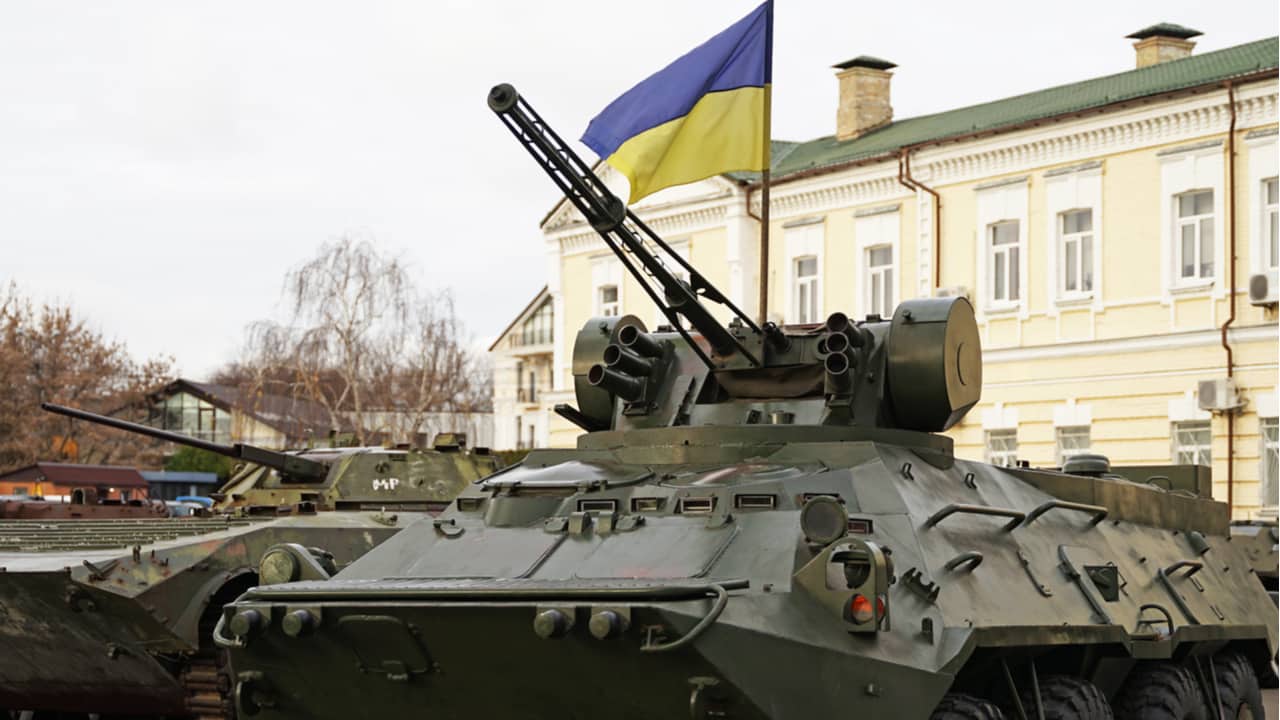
xmin=0 ymin=462 xmax=149 ymax=501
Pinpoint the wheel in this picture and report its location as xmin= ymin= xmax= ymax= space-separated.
xmin=1019 ymin=675 xmax=1112 ymax=720
xmin=1111 ymin=662 xmax=1206 ymax=720
xmin=1213 ymin=652 xmax=1265 ymax=720
xmin=932 ymin=693 xmax=1006 ymax=719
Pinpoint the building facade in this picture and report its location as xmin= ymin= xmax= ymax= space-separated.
xmin=490 ymin=287 xmax=557 ymax=450
xmin=491 ymin=26 xmax=1280 ymax=518
xmin=0 ymin=463 xmax=149 ymax=501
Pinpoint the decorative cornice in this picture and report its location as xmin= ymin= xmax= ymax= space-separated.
xmin=1156 ymin=139 xmax=1223 ymax=157
xmin=736 ymin=87 xmax=1277 ymax=224
xmin=1044 ymin=160 xmax=1103 ymax=178
xmin=974 ymin=175 xmax=1029 ymax=191
xmin=854 ymin=202 xmax=901 ymax=218
xmin=558 ymin=204 xmax=729 ymax=256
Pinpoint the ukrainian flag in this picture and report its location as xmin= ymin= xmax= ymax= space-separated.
xmin=582 ymin=2 xmax=773 ymax=204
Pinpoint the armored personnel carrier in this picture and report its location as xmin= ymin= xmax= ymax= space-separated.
xmin=220 ymin=86 xmax=1277 ymax=720
xmin=0 ymin=403 xmax=498 ymax=719
xmin=1232 ymin=517 xmax=1278 ymax=599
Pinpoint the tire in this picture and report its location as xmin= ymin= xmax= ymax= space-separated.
xmin=1111 ymin=662 xmax=1207 ymax=720
xmin=1213 ymin=651 xmax=1265 ymax=720
xmin=932 ymin=693 xmax=1006 ymax=719
xmin=1019 ymin=675 xmax=1113 ymax=720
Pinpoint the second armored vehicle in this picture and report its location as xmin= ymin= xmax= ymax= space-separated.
xmin=0 ymin=403 xmax=498 ymax=719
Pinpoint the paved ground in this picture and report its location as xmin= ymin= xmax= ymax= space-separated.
xmin=1266 ymin=688 xmax=1277 ymax=718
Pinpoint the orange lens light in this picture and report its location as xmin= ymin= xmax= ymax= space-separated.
xmin=850 ymin=594 xmax=875 ymax=624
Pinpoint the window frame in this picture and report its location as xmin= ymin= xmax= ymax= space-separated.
xmin=1260 ymin=416 xmax=1278 ymax=507
xmin=793 ymin=255 xmax=821 ymax=324
xmin=864 ymin=244 xmax=895 ymax=318
xmin=1173 ymin=189 xmax=1216 ymax=284
xmin=987 ymin=220 xmax=1022 ymax=308
xmin=1058 ymin=209 xmax=1095 ymax=300
xmin=1171 ymin=420 xmax=1212 ymax=467
xmin=985 ymin=428 xmax=1018 ymax=467
xmin=1264 ymin=177 xmax=1279 ymax=272
xmin=1055 ymin=425 xmax=1092 ymax=467
xmin=597 ymin=284 xmax=619 ymax=318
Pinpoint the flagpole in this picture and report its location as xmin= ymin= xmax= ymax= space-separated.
xmin=757 ymin=84 xmax=772 ymax=326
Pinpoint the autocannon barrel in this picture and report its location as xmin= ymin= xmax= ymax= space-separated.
xmin=41 ymin=402 xmax=330 ymax=481
xmin=603 ymin=344 xmax=654 ymax=377
xmin=587 ymin=365 xmax=646 ymax=402
xmin=617 ymin=325 xmax=664 ymax=359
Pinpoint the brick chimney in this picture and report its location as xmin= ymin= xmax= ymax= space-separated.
xmin=1126 ymin=23 xmax=1202 ymax=68
xmin=833 ymin=56 xmax=896 ymax=141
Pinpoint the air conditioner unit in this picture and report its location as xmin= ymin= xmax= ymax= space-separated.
xmin=1248 ymin=269 xmax=1279 ymax=307
xmin=1197 ymin=378 xmax=1243 ymax=413
xmin=935 ymin=285 xmax=971 ymax=300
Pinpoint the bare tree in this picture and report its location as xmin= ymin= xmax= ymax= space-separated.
xmin=220 ymin=238 xmax=490 ymax=447
xmin=0 ymin=284 xmax=175 ymax=472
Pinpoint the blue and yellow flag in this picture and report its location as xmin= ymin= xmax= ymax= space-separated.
xmin=582 ymin=2 xmax=773 ymax=204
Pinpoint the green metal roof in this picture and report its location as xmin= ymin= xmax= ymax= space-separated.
xmin=748 ymin=36 xmax=1277 ymax=184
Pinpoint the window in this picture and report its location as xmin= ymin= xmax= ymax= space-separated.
xmin=865 ymin=245 xmax=894 ymax=317
xmin=598 ymin=285 xmax=619 ymax=317
xmin=985 ymin=429 xmax=1018 ymax=467
xmin=794 ymin=256 xmax=820 ymax=323
xmin=1265 ymin=178 xmax=1278 ymax=271
xmin=988 ymin=221 xmax=1021 ymax=303
xmin=528 ymin=369 xmax=537 ymax=403
xmin=519 ymin=300 xmax=553 ymax=346
xmin=1261 ymin=417 xmax=1278 ymax=506
xmin=527 ymin=423 xmax=536 ymax=450
xmin=1172 ymin=420 xmax=1211 ymax=466
xmin=1056 ymin=426 xmax=1091 ymax=466
xmin=1059 ymin=210 xmax=1094 ymax=295
xmin=1175 ymin=190 xmax=1214 ymax=281
xmin=13 ymin=486 xmax=28 ymax=496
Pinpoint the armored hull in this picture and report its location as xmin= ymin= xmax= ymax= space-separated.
xmin=224 ymin=428 xmax=1278 ymax=719
xmin=0 ymin=421 xmax=499 ymax=719
xmin=0 ymin=513 xmax=409 ymax=715
xmin=1232 ymin=518 xmax=1279 ymax=599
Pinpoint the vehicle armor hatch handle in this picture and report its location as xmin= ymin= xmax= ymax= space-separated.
xmin=1016 ymin=500 xmax=1108 ymax=529
xmin=944 ymin=551 xmax=984 ymax=572
xmin=1136 ymin=603 xmax=1176 ymax=638
xmin=640 ymin=582 xmax=740 ymax=653
xmin=1155 ymin=560 xmax=1205 ymax=625
xmin=924 ymin=503 xmax=1026 ymax=531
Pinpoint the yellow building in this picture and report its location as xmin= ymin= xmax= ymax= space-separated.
xmin=490 ymin=24 xmax=1280 ymax=518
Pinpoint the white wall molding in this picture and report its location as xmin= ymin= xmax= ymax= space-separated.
xmin=712 ymin=84 xmax=1278 ymax=271
xmin=983 ymin=322 xmax=1277 ymax=363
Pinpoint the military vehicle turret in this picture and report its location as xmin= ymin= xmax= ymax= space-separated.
xmin=219 ymin=85 xmax=1278 ymax=720
xmin=0 ymin=403 xmax=499 ymax=719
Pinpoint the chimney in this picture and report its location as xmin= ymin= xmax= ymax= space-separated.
xmin=1126 ymin=23 xmax=1202 ymax=68
xmin=833 ymin=56 xmax=896 ymax=141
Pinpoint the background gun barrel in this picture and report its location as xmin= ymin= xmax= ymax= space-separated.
xmin=41 ymin=402 xmax=330 ymax=480
xmin=42 ymin=402 xmax=241 ymax=457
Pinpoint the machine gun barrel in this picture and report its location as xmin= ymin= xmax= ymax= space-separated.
xmin=41 ymin=402 xmax=330 ymax=481
xmin=487 ymin=83 xmax=760 ymax=366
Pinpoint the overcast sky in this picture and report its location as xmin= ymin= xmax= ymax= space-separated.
xmin=1 ymin=0 xmax=1275 ymax=379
